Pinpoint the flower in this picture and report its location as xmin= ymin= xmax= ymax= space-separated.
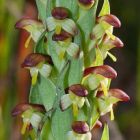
xmin=96 ymin=89 xmax=130 ymax=119
xmin=90 ymin=14 xmax=121 ymax=43
xmin=15 ymin=18 xmax=45 ymax=47
xmin=67 ymin=121 xmax=91 ymax=140
xmin=46 ymin=7 xmax=78 ymax=36
xmin=12 ymin=103 xmax=45 ymax=134
xmin=60 ymin=84 xmax=88 ymax=116
xmin=21 ymin=53 xmax=53 ymax=85
xmin=52 ymin=30 xmax=80 ymax=59
xmin=83 ymin=65 xmax=117 ymax=95
xmin=98 ymin=36 xmax=124 ymax=61
xmin=78 ymin=0 xmax=95 ymax=10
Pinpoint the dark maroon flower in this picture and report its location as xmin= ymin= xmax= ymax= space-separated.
xmin=67 ymin=84 xmax=88 ymax=97
xmin=21 ymin=53 xmax=53 ymax=68
xmin=52 ymin=30 xmax=72 ymax=41
xmin=97 ymin=14 xmax=121 ymax=28
xmin=104 ymin=37 xmax=124 ymax=48
xmin=78 ymin=0 xmax=95 ymax=6
xmin=11 ymin=103 xmax=45 ymax=117
xmin=51 ymin=7 xmax=69 ymax=20
xmin=84 ymin=65 xmax=117 ymax=79
xmin=108 ymin=89 xmax=130 ymax=102
xmin=72 ymin=121 xmax=90 ymax=134
xmin=96 ymin=89 xmax=130 ymax=102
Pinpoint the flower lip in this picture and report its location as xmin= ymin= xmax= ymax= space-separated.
xmin=84 ymin=65 xmax=117 ymax=79
xmin=15 ymin=17 xmax=42 ymax=29
xmin=67 ymin=84 xmax=88 ymax=97
xmin=52 ymin=30 xmax=72 ymax=41
xmin=72 ymin=121 xmax=90 ymax=134
xmin=97 ymin=14 xmax=121 ymax=28
xmin=21 ymin=53 xmax=53 ymax=68
xmin=11 ymin=103 xmax=45 ymax=117
xmin=78 ymin=0 xmax=95 ymax=6
xmin=51 ymin=7 xmax=69 ymax=20
xmin=108 ymin=89 xmax=130 ymax=102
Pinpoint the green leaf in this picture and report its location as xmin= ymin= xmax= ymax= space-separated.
xmin=51 ymin=108 xmax=73 ymax=140
xmin=68 ymin=58 xmax=83 ymax=85
xmin=38 ymin=76 xmax=56 ymax=111
xmin=35 ymin=0 xmax=47 ymax=23
xmin=51 ymin=60 xmax=73 ymax=140
xmin=77 ymin=0 xmax=98 ymax=42
xmin=101 ymin=124 xmax=109 ymax=140
xmin=29 ymin=84 xmax=42 ymax=104
xmin=99 ymin=0 xmax=110 ymax=16
xmin=40 ymin=119 xmax=54 ymax=140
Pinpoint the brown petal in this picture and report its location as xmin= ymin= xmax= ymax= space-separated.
xmin=84 ymin=65 xmax=117 ymax=79
xmin=108 ymin=89 xmax=130 ymax=102
xmin=72 ymin=121 xmax=89 ymax=134
xmin=67 ymin=84 xmax=88 ymax=97
xmin=97 ymin=14 xmax=121 ymax=28
xmin=11 ymin=103 xmax=45 ymax=117
xmin=21 ymin=53 xmax=53 ymax=68
xmin=52 ymin=30 xmax=72 ymax=41
xmin=15 ymin=18 xmax=42 ymax=29
xmin=78 ymin=0 xmax=95 ymax=6
xmin=51 ymin=7 xmax=69 ymax=20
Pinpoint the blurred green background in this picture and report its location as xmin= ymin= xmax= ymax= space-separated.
xmin=0 ymin=0 xmax=139 ymax=140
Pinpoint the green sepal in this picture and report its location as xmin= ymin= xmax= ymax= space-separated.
xmin=99 ymin=0 xmax=110 ymax=16
xmin=101 ymin=123 xmax=109 ymax=140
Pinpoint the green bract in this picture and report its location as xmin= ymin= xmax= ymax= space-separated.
xmin=12 ymin=0 xmax=130 ymax=140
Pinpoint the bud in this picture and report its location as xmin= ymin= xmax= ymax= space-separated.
xmin=97 ymin=14 xmax=121 ymax=28
xmin=108 ymin=89 xmax=130 ymax=102
xmin=72 ymin=121 xmax=89 ymax=134
xmin=84 ymin=65 xmax=117 ymax=79
xmin=67 ymin=84 xmax=88 ymax=97
xmin=51 ymin=7 xmax=69 ymax=20
xmin=21 ymin=53 xmax=53 ymax=68
xmin=52 ymin=30 xmax=72 ymax=41
xmin=78 ymin=0 xmax=95 ymax=9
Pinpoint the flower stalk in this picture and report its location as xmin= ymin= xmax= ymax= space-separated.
xmin=12 ymin=0 xmax=130 ymax=140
